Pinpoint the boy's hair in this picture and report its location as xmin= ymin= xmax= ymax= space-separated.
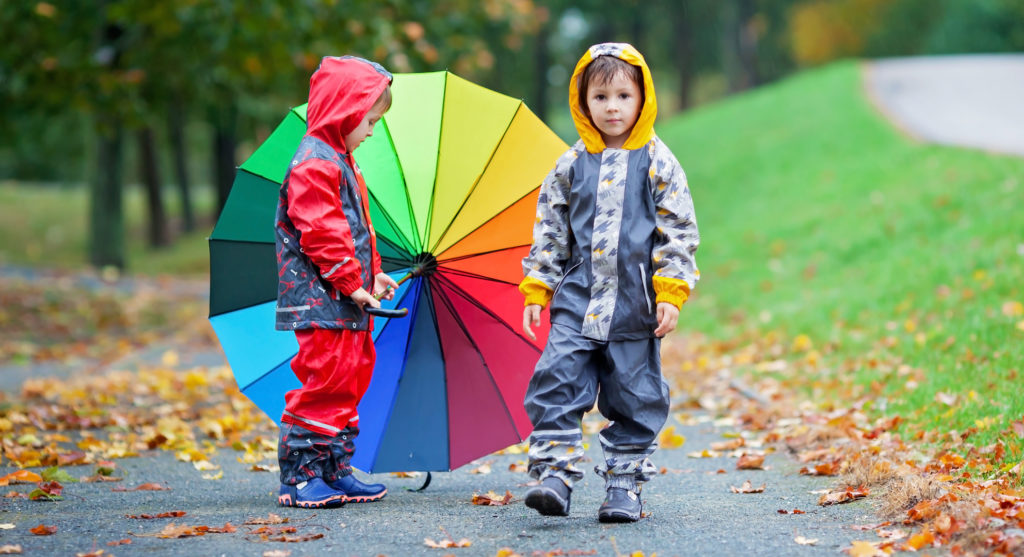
xmin=578 ymin=55 xmax=644 ymax=115
xmin=372 ymin=85 xmax=392 ymax=113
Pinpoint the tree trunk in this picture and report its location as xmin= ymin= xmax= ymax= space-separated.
xmin=138 ymin=126 xmax=170 ymax=248
xmin=90 ymin=123 xmax=125 ymax=269
xmin=673 ymin=3 xmax=696 ymax=110
xmin=168 ymin=99 xmax=195 ymax=233
xmin=212 ymin=105 xmax=237 ymax=217
xmin=736 ymin=0 xmax=760 ymax=89
xmin=532 ymin=18 xmax=551 ymax=121
xmin=721 ymin=0 xmax=759 ymax=92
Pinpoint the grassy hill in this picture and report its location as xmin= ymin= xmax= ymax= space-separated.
xmin=659 ymin=60 xmax=1024 ymax=457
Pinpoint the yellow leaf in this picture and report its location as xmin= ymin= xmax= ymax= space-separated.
xmin=846 ymin=540 xmax=885 ymax=557
xmin=658 ymin=426 xmax=686 ymax=449
xmin=201 ymin=470 xmax=224 ymax=480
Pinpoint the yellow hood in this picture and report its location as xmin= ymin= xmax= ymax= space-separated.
xmin=569 ymin=42 xmax=657 ymax=153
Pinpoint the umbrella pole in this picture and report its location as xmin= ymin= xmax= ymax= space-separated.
xmin=373 ymin=269 xmax=416 ymax=301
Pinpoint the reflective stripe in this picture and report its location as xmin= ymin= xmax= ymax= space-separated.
xmin=530 ymin=428 xmax=582 ymax=437
xmin=322 ymin=258 xmax=351 ymax=278
xmin=283 ymin=411 xmax=342 ymax=434
xmin=599 ymin=432 xmax=650 ymax=451
xmin=276 ymin=305 xmax=310 ymax=312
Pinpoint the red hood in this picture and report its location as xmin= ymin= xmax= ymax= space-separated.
xmin=306 ymin=56 xmax=391 ymax=153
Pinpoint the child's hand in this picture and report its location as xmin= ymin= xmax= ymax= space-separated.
xmin=350 ymin=287 xmax=380 ymax=310
xmin=654 ymin=302 xmax=679 ymax=338
xmin=373 ymin=272 xmax=399 ymax=301
xmin=523 ymin=304 xmax=542 ymax=341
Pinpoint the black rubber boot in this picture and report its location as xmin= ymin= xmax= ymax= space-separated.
xmin=524 ymin=476 xmax=572 ymax=517
xmin=598 ymin=487 xmax=642 ymax=523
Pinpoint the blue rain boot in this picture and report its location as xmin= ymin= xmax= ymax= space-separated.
xmin=329 ymin=472 xmax=387 ymax=503
xmin=278 ymin=477 xmax=346 ymax=508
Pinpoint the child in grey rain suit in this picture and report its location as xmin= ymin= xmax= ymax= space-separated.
xmin=519 ymin=42 xmax=700 ymax=523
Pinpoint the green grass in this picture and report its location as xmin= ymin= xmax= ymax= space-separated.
xmin=659 ymin=60 xmax=1024 ymax=456
xmin=0 ymin=182 xmax=213 ymax=276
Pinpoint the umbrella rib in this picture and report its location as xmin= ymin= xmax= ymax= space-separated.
xmin=420 ymin=74 xmax=449 ymax=253
xmin=371 ymin=117 xmax=423 ymax=252
xmin=430 ymin=278 xmax=526 ymax=444
xmin=433 ymin=273 xmax=542 ymax=353
xmin=426 ymin=101 xmax=523 ymax=254
xmin=368 ymin=187 xmax=417 ymax=257
xmin=436 ymin=267 xmax=518 ymax=286
xmin=431 ymin=185 xmax=540 ymax=258
xmin=436 ymin=244 xmax=530 ymax=265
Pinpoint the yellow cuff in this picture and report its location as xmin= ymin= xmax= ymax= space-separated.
xmin=653 ymin=276 xmax=690 ymax=309
xmin=519 ymin=276 xmax=553 ymax=307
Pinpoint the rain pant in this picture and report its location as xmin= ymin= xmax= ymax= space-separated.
xmin=519 ymin=43 xmax=700 ymax=490
xmin=274 ymin=56 xmax=391 ymax=484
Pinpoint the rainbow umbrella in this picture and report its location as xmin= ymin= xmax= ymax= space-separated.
xmin=208 ymin=71 xmax=567 ymax=473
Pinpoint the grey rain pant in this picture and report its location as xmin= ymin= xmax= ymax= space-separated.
xmin=524 ymin=323 xmax=670 ymax=491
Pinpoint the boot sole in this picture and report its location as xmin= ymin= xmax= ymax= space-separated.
xmin=598 ymin=508 xmax=640 ymax=523
xmin=343 ymin=488 xmax=387 ymax=503
xmin=524 ymin=486 xmax=570 ymax=516
xmin=278 ymin=494 xmax=346 ymax=508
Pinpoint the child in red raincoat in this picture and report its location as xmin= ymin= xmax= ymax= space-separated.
xmin=274 ymin=56 xmax=398 ymax=508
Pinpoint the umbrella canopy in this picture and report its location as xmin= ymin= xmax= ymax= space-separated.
xmin=209 ymin=71 xmax=567 ymax=473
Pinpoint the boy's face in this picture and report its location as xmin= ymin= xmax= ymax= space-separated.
xmin=344 ymin=105 xmax=386 ymax=152
xmin=584 ymin=70 xmax=642 ymax=149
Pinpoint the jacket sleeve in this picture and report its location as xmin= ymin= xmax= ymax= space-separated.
xmin=649 ymin=140 xmax=700 ymax=308
xmin=519 ymin=147 xmax=577 ymax=307
xmin=286 ymin=159 xmax=365 ymax=296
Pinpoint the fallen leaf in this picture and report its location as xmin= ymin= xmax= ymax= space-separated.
xmin=262 ymin=551 xmax=291 ymax=557
xmin=711 ymin=438 xmax=745 ymax=451
xmin=390 ymin=471 xmax=422 ymax=478
xmin=127 ymin=511 xmax=186 ymax=519
xmin=265 ymin=533 xmax=323 ymax=543
xmin=106 ymin=539 xmax=132 ymax=546
xmin=794 ymin=536 xmax=818 ymax=545
xmin=846 ymin=540 xmax=886 ymax=557
xmin=876 ymin=528 xmax=906 ymax=540
xmin=904 ymin=529 xmax=935 ymax=550
xmin=29 ymin=481 xmax=63 ymax=501
xmin=471 ymin=490 xmax=513 ymax=506
xmin=0 ymin=545 xmax=20 ymax=555
xmin=687 ymin=449 xmax=721 ymax=458
xmin=424 ymin=537 xmax=471 ymax=548
xmin=818 ymin=485 xmax=869 ymax=506
xmin=659 ymin=426 xmax=686 ymax=449
xmin=112 ymin=482 xmax=170 ymax=492
xmin=730 ymin=480 xmax=765 ymax=493
xmin=30 ymin=524 xmax=56 ymax=536
xmin=245 ymin=513 xmax=288 ymax=525
xmin=0 ymin=470 xmax=41 ymax=486
xmin=736 ymin=454 xmax=765 ymax=470
xmin=508 ymin=461 xmax=527 ymax=473
xmin=469 ymin=462 xmax=492 ymax=475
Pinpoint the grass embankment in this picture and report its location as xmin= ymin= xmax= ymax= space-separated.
xmin=0 ymin=182 xmax=212 ymax=276
xmin=660 ymin=60 xmax=1023 ymax=464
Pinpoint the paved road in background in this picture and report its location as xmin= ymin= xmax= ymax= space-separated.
xmin=865 ymin=54 xmax=1024 ymax=157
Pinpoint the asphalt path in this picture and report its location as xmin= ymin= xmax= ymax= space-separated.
xmin=0 ymin=412 xmax=875 ymax=556
xmin=865 ymin=54 xmax=1024 ymax=157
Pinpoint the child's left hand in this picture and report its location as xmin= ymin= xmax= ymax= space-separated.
xmin=654 ymin=302 xmax=679 ymax=338
xmin=374 ymin=272 xmax=399 ymax=301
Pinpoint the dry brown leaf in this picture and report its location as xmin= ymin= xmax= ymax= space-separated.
xmin=106 ymin=539 xmax=131 ymax=546
xmin=472 ymin=490 xmax=514 ymax=506
xmin=245 ymin=513 xmax=289 ymax=525
xmin=29 ymin=524 xmax=56 ymax=536
xmin=818 ymin=485 xmax=869 ymax=506
xmin=424 ymin=537 xmax=471 ymax=548
xmin=112 ymin=482 xmax=170 ymax=492
xmin=730 ymin=480 xmax=765 ymax=493
xmin=711 ymin=438 xmax=745 ymax=451
xmin=126 ymin=511 xmax=186 ymax=519
xmin=736 ymin=454 xmax=765 ymax=470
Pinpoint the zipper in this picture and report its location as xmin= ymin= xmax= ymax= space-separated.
xmin=639 ymin=264 xmax=653 ymax=313
xmin=553 ymin=259 xmax=584 ymax=295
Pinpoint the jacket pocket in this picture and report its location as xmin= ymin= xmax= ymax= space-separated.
xmin=553 ymin=259 xmax=584 ymax=296
xmin=638 ymin=264 xmax=653 ymax=314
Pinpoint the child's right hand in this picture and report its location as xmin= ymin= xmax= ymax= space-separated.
xmin=523 ymin=304 xmax=542 ymax=341
xmin=350 ymin=287 xmax=381 ymax=311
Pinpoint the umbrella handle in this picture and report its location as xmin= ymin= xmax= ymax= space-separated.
xmin=373 ymin=271 xmax=414 ymax=301
xmin=365 ymin=306 xmax=409 ymax=318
